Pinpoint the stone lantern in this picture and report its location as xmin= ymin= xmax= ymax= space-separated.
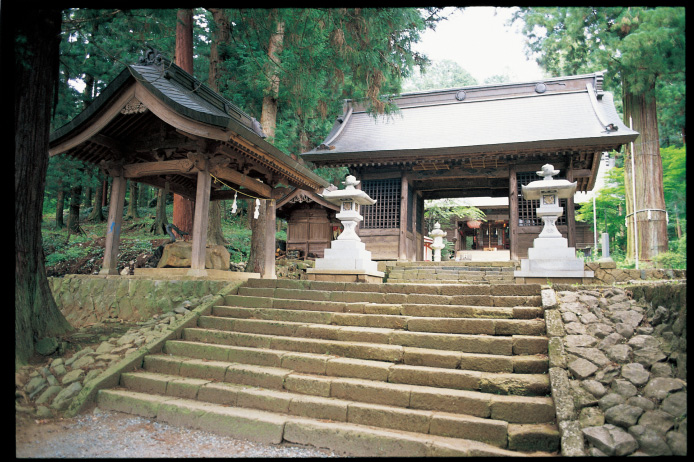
xmin=429 ymin=222 xmax=446 ymax=262
xmin=306 ymin=175 xmax=384 ymax=282
xmin=514 ymin=164 xmax=594 ymax=281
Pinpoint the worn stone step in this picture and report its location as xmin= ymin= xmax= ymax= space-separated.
xmin=184 ymin=321 xmax=548 ymax=358
xmin=97 ymin=389 xmax=552 ymax=456
xmin=166 ymin=335 xmax=546 ymax=375
xmin=117 ymin=370 xmax=507 ymax=447
xmin=212 ymin=305 xmax=543 ymax=329
xmin=217 ymin=299 xmax=544 ymax=320
xmin=228 ymin=290 xmax=543 ymax=309
xmin=243 ymin=278 xmax=540 ymax=297
xmin=139 ymin=354 xmax=555 ymax=421
xmin=199 ymin=314 xmax=546 ymax=339
xmin=161 ymin=340 xmax=549 ymax=394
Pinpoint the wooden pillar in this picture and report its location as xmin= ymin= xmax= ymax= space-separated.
xmin=100 ymin=173 xmax=126 ymax=275
xmin=566 ymin=161 xmax=576 ymax=249
xmin=188 ymin=159 xmax=211 ymax=277
xmin=509 ymin=164 xmax=519 ymax=261
xmin=399 ymin=174 xmax=408 ymax=261
xmin=262 ymin=199 xmax=277 ymax=279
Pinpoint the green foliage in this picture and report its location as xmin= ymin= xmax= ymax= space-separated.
xmin=424 ymin=199 xmax=486 ymax=233
xmin=401 ymin=59 xmax=478 ymax=92
xmin=652 ymin=234 xmax=686 ymax=269
xmin=512 ymin=7 xmax=685 ymax=147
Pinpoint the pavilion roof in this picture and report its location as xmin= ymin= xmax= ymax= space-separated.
xmin=302 ymin=71 xmax=638 ymax=176
xmin=49 ymin=48 xmax=328 ymax=199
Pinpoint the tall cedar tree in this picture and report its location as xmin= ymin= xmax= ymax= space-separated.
xmin=172 ymin=9 xmax=196 ymax=238
xmin=514 ymin=7 xmax=685 ymax=261
xmin=15 ymin=8 xmax=74 ymax=367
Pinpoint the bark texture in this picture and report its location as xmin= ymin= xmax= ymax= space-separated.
xmin=623 ymin=85 xmax=669 ymax=261
xmin=172 ymin=8 xmax=195 ymax=237
xmin=15 ymin=8 xmax=73 ymax=367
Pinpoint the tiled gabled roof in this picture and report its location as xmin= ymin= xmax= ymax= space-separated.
xmin=302 ymin=72 xmax=638 ymax=165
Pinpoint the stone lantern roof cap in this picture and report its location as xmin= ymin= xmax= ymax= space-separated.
xmin=521 ymin=164 xmax=577 ymax=200
xmin=322 ymin=175 xmax=377 ymax=206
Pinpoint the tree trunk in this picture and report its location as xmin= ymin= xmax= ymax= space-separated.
xmin=87 ymin=172 xmax=105 ymax=222
xmin=126 ymin=180 xmax=139 ymax=219
xmin=152 ymin=181 xmax=170 ymax=236
xmin=55 ymin=187 xmax=65 ymax=228
xmin=245 ymin=199 xmax=266 ymax=274
xmin=260 ymin=11 xmax=285 ymax=141
xmin=15 ymin=8 xmax=73 ymax=367
xmin=623 ymin=83 xmax=668 ymax=262
xmin=205 ymin=8 xmax=229 ymax=246
xmin=67 ymin=185 xmax=82 ymax=233
xmin=172 ymin=8 xmax=196 ymax=239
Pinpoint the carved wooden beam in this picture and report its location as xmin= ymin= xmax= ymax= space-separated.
xmin=209 ymin=164 xmax=272 ymax=198
xmin=123 ymin=159 xmax=195 ymax=178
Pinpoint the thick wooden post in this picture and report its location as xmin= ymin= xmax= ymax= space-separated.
xmin=262 ymin=199 xmax=277 ymax=279
xmin=100 ymin=173 xmax=127 ymax=275
xmin=188 ymin=160 xmax=211 ymax=276
xmin=399 ymin=174 xmax=408 ymax=261
xmin=566 ymin=161 xmax=576 ymax=249
xmin=509 ymin=164 xmax=519 ymax=261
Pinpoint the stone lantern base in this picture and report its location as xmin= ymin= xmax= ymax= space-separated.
xmin=306 ymin=239 xmax=384 ymax=283
xmin=514 ymin=236 xmax=594 ymax=280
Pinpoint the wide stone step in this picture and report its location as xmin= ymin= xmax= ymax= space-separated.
xmin=243 ymin=278 xmax=540 ymax=297
xmin=220 ymin=297 xmax=544 ymax=319
xmin=97 ymin=389 xmax=557 ymax=456
xmin=199 ymin=313 xmax=546 ymax=338
xmin=182 ymin=324 xmax=548 ymax=359
xmin=228 ymin=289 xmax=543 ymax=309
xmin=212 ymin=304 xmax=543 ymax=327
xmin=139 ymin=354 xmax=555 ymax=421
xmin=161 ymin=340 xmax=549 ymax=392
xmin=115 ymin=370 xmax=557 ymax=451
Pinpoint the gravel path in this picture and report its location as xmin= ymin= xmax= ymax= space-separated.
xmin=16 ymin=407 xmax=341 ymax=458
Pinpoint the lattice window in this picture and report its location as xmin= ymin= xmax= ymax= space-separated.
xmin=517 ymin=171 xmax=567 ymax=227
xmin=361 ymin=178 xmax=401 ymax=229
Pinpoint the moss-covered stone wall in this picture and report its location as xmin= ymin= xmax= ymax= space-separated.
xmin=49 ymin=275 xmax=232 ymax=327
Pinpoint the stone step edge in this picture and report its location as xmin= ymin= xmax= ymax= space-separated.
xmin=118 ymin=370 xmax=525 ymax=449
xmin=225 ymin=292 xmax=543 ymax=311
xmin=142 ymin=353 xmax=555 ymax=413
xmin=161 ymin=340 xmax=550 ymax=393
xmin=211 ymin=304 xmax=544 ymax=328
xmin=198 ymin=313 xmax=547 ymax=340
xmin=97 ymin=388 xmax=543 ymax=457
xmin=243 ymin=279 xmax=541 ymax=297
xmin=218 ymin=298 xmax=543 ymax=318
xmin=182 ymin=324 xmax=548 ymax=360
xmin=237 ymin=287 xmax=542 ymax=305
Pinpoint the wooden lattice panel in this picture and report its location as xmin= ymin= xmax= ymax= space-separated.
xmin=361 ymin=178 xmax=401 ymax=229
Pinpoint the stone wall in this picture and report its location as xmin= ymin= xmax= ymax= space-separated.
xmin=545 ymin=281 xmax=687 ymax=456
xmin=49 ymin=275 xmax=232 ymax=328
xmin=586 ymin=261 xmax=686 ymax=285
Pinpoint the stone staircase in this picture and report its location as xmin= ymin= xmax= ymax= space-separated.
xmin=97 ymin=278 xmax=559 ymax=456
xmin=386 ymin=261 xmax=518 ymax=284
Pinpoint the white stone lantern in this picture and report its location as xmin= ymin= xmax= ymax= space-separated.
xmin=429 ymin=222 xmax=446 ymax=262
xmin=307 ymin=175 xmax=383 ymax=282
xmin=514 ymin=164 xmax=593 ymax=280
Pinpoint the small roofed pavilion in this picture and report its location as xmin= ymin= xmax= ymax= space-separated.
xmin=49 ymin=48 xmax=329 ymax=278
